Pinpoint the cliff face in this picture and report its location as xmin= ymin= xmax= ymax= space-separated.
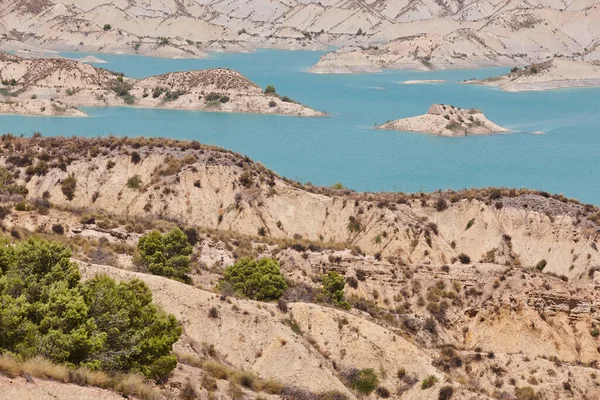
xmin=2 ymin=136 xmax=600 ymax=399
xmin=377 ymin=104 xmax=509 ymax=136
xmin=0 ymin=53 xmax=323 ymax=116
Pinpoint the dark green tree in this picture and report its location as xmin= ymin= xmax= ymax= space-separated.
xmin=136 ymin=228 xmax=193 ymax=282
xmin=81 ymin=275 xmax=180 ymax=381
xmin=219 ymin=258 xmax=287 ymax=301
xmin=0 ymin=237 xmax=181 ymax=381
xmin=321 ymin=271 xmax=350 ymax=309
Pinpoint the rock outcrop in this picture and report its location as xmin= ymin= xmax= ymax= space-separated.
xmin=376 ymin=104 xmax=509 ymax=136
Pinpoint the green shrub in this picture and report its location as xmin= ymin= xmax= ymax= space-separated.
xmin=458 ymin=253 xmax=470 ymax=264
xmin=421 ymin=375 xmax=438 ymax=389
xmin=219 ymin=258 xmax=287 ymax=301
xmin=103 ymin=24 xmax=111 ymax=31
xmin=465 ymin=218 xmax=475 ymax=230
xmin=346 ymin=368 xmax=378 ymax=395
xmin=0 ymin=237 xmax=180 ymax=380
xmin=535 ymin=259 xmax=547 ymax=271
xmin=435 ymin=198 xmax=448 ymax=211
xmin=136 ymin=228 xmax=193 ymax=282
xmin=127 ymin=175 xmax=143 ymax=190
xmin=205 ymin=92 xmax=220 ymax=102
xmin=439 ymin=385 xmax=454 ymax=399
xmin=321 ymin=271 xmax=350 ymax=309
xmin=131 ymin=151 xmax=141 ymax=164
xmin=61 ymin=174 xmax=77 ymax=201
xmin=239 ymin=170 xmax=253 ymax=187
xmin=264 ymin=85 xmax=276 ymax=94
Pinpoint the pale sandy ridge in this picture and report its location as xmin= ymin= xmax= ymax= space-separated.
xmin=0 ymin=52 xmax=323 ymax=117
xmin=465 ymin=58 xmax=600 ymax=91
xmin=376 ymin=104 xmax=509 ymax=136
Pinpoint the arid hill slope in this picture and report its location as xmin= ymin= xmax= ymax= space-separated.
xmin=3 ymin=136 xmax=599 ymax=281
xmin=1 ymin=136 xmax=600 ymax=399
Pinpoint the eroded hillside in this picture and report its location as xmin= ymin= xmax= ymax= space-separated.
xmin=1 ymin=135 xmax=600 ymax=399
xmin=1 ymin=0 xmax=599 ymax=72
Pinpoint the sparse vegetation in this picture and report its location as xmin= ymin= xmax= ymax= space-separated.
xmin=421 ymin=375 xmax=438 ymax=389
xmin=344 ymin=368 xmax=378 ymax=395
xmin=320 ymin=271 xmax=350 ymax=309
xmin=61 ymin=174 xmax=77 ymax=200
xmin=127 ymin=174 xmax=143 ymax=189
xmin=458 ymin=253 xmax=471 ymax=264
xmin=535 ymin=259 xmax=547 ymax=271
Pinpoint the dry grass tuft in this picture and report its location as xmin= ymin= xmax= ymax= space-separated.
xmin=0 ymin=353 xmax=22 ymax=378
xmin=22 ymin=357 xmax=69 ymax=382
xmin=114 ymin=373 xmax=161 ymax=400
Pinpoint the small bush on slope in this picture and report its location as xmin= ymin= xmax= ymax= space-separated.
xmin=344 ymin=368 xmax=378 ymax=395
xmin=320 ymin=271 xmax=350 ymax=309
xmin=0 ymin=237 xmax=181 ymax=381
xmin=136 ymin=228 xmax=193 ymax=282
xmin=219 ymin=257 xmax=287 ymax=301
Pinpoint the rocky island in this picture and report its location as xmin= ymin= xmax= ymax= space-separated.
xmin=0 ymin=53 xmax=323 ymax=117
xmin=465 ymin=59 xmax=600 ymax=92
xmin=377 ymin=104 xmax=510 ymax=136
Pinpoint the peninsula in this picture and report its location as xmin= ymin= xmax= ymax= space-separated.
xmin=0 ymin=53 xmax=323 ymax=117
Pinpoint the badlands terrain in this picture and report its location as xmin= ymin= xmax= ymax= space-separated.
xmin=376 ymin=104 xmax=509 ymax=136
xmin=0 ymin=52 xmax=322 ymax=116
xmin=0 ymin=135 xmax=599 ymax=399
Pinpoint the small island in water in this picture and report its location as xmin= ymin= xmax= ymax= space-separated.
xmin=376 ymin=104 xmax=509 ymax=137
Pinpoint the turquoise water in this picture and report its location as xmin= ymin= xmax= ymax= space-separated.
xmin=1 ymin=50 xmax=599 ymax=204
